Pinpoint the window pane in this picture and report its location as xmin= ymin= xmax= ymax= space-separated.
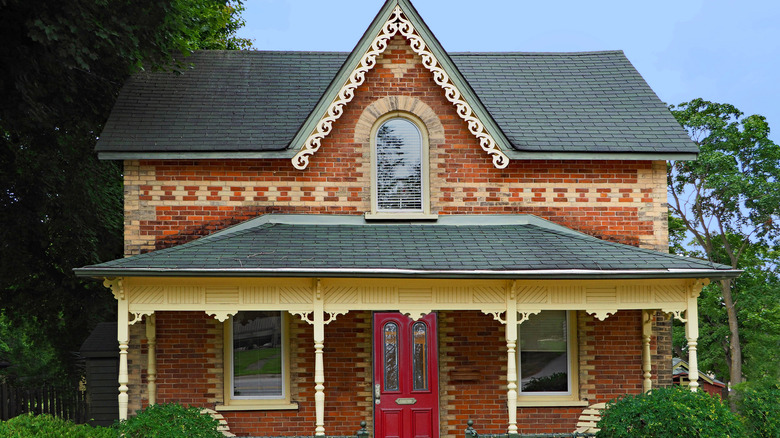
xmin=376 ymin=118 xmax=423 ymax=211
xmin=384 ymin=322 xmax=399 ymax=391
xmin=232 ymin=311 xmax=283 ymax=398
xmin=412 ymin=322 xmax=428 ymax=390
xmin=519 ymin=310 xmax=569 ymax=393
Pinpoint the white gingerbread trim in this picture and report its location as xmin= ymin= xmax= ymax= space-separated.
xmin=291 ymin=5 xmax=509 ymax=170
xmin=206 ymin=310 xmax=238 ymax=322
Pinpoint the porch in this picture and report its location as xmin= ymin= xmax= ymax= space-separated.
xmin=101 ymin=276 xmax=707 ymax=437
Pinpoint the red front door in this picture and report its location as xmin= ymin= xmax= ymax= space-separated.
xmin=373 ymin=312 xmax=439 ymax=438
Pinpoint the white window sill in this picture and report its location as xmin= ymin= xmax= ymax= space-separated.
xmin=215 ymin=402 xmax=299 ymax=411
xmin=516 ymin=399 xmax=589 ymax=407
xmin=364 ymin=212 xmax=439 ymax=221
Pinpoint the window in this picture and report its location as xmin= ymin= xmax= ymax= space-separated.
xmin=220 ymin=311 xmax=296 ymax=410
xmin=368 ymin=112 xmax=432 ymax=218
xmin=518 ymin=311 xmax=579 ymax=404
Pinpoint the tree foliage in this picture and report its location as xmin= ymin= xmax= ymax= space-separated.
xmin=0 ymin=0 xmax=250 ymax=382
xmin=668 ymin=99 xmax=780 ymax=393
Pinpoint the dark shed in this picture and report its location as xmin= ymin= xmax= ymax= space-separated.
xmin=79 ymin=322 xmax=118 ymax=426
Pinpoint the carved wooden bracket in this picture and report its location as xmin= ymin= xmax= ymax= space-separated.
xmin=104 ymin=277 xmax=125 ymax=301
xmin=324 ymin=311 xmax=347 ymax=325
xmin=690 ymin=279 xmax=710 ymax=298
xmin=518 ymin=310 xmax=541 ymax=324
xmin=129 ymin=311 xmax=154 ymax=325
xmin=399 ymin=309 xmax=433 ymax=321
xmin=205 ymin=310 xmax=237 ymax=322
xmin=292 ymin=311 xmax=315 ymax=325
xmin=668 ymin=309 xmax=687 ymax=323
xmin=484 ymin=310 xmax=506 ymax=325
xmin=587 ymin=309 xmax=616 ymax=321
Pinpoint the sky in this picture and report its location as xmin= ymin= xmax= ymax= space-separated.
xmin=236 ymin=0 xmax=779 ymax=142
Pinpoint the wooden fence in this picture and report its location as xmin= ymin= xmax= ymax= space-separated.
xmin=0 ymin=383 xmax=87 ymax=423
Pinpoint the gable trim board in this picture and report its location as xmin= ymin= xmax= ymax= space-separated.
xmin=290 ymin=3 xmax=509 ymax=169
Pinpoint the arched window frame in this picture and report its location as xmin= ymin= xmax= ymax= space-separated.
xmin=368 ymin=111 xmax=433 ymax=219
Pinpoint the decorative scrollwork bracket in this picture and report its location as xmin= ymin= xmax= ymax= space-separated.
xmin=587 ymin=309 xmax=616 ymax=321
xmin=292 ymin=311 xmax=315 ymax=325
xmin=129 ymin=311 xmax=155 ymax=325
xmin=324 ymin=311 xmax=347 ymax=325
xmin=104 ymin=277 xmax=125 ymax=301
xmin=484 ymin=311 xmax=506 ymax=325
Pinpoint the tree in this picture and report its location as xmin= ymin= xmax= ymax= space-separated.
xmin=0 ymin=0 xmax=250 ymax=383
xmin=668 ymin=99 xmax=780 ymax=397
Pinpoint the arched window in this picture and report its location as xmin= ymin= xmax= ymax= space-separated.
xmin=371 ymin=113 xmax=429 ymax=215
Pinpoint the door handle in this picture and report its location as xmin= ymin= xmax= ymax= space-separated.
xmin=375 ymin=384 xmax=381 ymax=404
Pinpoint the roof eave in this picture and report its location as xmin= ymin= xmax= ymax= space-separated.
xmin=98 ymin=150 xmax=698 ymax=162
xmin=503 ymin=150 xmax=698 ymax=161
xmin=74 ymin=267 xmax=742 ymax=280
xmin=97 ymin=150 xmax=297 ymax=161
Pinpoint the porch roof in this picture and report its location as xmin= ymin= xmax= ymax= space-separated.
xmin=75 ymin=214 xmax=738 ymax=280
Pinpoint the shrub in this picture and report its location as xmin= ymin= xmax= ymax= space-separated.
xmin=597 ymin=386 xmax=744 ymax=437
xmin=116 ymin=403 xmax=223 ymax=438
xmin=736 ymin=379 xmax=780 ymax=438
xmin=0 ymin=414 xmax=115 ymax=437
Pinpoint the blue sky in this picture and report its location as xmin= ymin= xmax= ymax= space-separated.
xmin=236 ymin=0 xmax=779 ymax=142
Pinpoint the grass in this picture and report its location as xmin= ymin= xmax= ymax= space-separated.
xmin=234 ymin=347 xmax=281 ymax=376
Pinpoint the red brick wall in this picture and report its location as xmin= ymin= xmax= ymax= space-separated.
xmin=439 ymin=310 xmax=647 ymax=436
xmin=140 ymin=312 xmax=221 ymax=407
xmin=123 ymin=36 xmax=668 ymax=256
xmin=138 ymin=309 xmax=653 ymax=437
xmin=140 ymin=311 xmax=373 ymax=437
xmin=579 ymin=310 xmax=644 ymax=404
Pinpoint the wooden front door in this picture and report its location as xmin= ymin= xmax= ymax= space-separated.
xmin=373 ymin=312 xmax=439 ymax=438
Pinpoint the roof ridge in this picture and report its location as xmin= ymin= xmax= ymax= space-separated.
xmin=450 ymin=50 xmax=625 ymax=56
xmin=186 ymin=49 xmax=625 ymax=56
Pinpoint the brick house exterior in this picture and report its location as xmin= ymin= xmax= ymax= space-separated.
xmin=77 ymin=1 xmax=739 ymax=436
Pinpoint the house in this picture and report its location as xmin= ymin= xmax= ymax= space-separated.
xmin=75 ymin=0 xmax=740 ymax=436
xmin=672 ymin=358 xmax=727 ymax=398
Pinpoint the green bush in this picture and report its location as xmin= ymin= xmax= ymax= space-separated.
xmin=736 ymin=379 xmax=780 ymax=438
xmin=116 ymin=403 xmax=223 ymax=438
xmin=596 ymin=386 xmax=744 ymax=437
xmin=0 ymin=414 xmax=115 ymax=437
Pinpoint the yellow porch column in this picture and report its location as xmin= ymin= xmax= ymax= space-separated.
xmin=146 ymin=313 xmax=157 ymax=405
xmin=117 ymin=293 xmax=130 ymax=420
xmin=642 ymin=310 xmax=653 ymax=393
xmin=314 ymin=280 xmax=326 ymax=436
xmin=685 ymin=295 xmax=699 ymax=391
xmin=505 ymin=301 xmax=519 ymax=435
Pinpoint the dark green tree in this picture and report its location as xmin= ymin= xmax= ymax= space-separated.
xmin=668 ymin=99 xmax=780 ymax=398
xmin=0 ymin=0 xmax=250 ymax=383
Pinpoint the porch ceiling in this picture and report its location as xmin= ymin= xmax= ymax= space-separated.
xmin=75 ymin=214 xmax=739 ymax=280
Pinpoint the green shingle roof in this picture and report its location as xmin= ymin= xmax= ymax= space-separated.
xmin=75 ymin=215 xmax=738 ymax=279
xmin=96 ymin=50 xmax=697 ymax=159
xmin=453 ymin=51 xmax=694 ymax=154
xmin=98 ymin=51 xmax=346 ymax=155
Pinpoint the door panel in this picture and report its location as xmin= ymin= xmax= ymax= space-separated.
xmin=374 ymin=313 xmax=439 ymax=438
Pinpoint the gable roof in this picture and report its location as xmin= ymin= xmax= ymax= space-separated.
xmin=97 ymin=50 xmax=696 ymax=161
xmin=288 ymin=0 xmax=510 ymax=169
xmin=95 ymin=1 xmax=698 ymax=163
xmin=75 ymin=214 xmax=738 ymax=279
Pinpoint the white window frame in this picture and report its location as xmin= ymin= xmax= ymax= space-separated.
xmin=218 ymin=311 xmax=297 ymax=411
xmin=366 ymin=111 xmax=434 ymax=220
xmin=517 ymin=310 xmax=583 ymax=406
